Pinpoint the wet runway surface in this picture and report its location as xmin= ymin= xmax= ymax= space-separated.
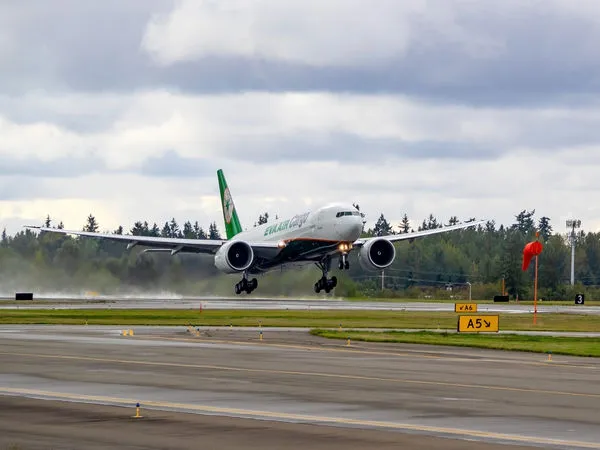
xmin=1 ymin=295 xmax=599 ymax=314
xmin=1 ymin=325 xmax=599 ymax=449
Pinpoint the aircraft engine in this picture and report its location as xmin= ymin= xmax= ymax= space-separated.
xmin=214 ymin=240 xmax=254 ymax=273
xmin=358 ymin=238 xmax=396 ymax=270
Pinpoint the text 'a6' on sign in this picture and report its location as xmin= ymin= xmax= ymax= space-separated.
xmin=457 ymin=315 xmax=499 ymax=333
xmin=455 ymin=303 xmax=477 ymax=313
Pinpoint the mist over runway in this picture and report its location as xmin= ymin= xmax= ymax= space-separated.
xmin=1 ymin=294 xmax=600 ymax=314
xmin=0 ymin=325 xmax=599 ymax=449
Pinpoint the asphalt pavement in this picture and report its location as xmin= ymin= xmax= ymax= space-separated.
xmin=0 ymin=325 xmax=599 ymax=449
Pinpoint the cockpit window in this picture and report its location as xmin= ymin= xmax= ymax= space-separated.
xmin=336 ymin=211 xmax=361 ymax=217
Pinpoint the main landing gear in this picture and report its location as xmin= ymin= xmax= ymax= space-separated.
xmin=314 ymin=256 xmax=337 ymax=294
xmin=235 ymin=273 xmax=258 ymax=294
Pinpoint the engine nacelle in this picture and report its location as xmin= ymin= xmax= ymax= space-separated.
xmin=214 ymin=240 xmax=254 ymax=273
xmin=358 ymin=238 xmax=396 ymax=270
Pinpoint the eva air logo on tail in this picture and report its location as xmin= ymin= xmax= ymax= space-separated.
xmin=217 ymin=169 xmax=242 ymax=239
xmin=223 ymin=187 xmax=234 ymax=224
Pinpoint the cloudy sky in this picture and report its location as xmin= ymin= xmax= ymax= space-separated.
xmin=2 ymin=0 xmax=600 ymax=236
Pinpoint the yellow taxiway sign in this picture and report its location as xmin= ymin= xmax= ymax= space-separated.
xmin=457 ymin=315 xmax=499 ymax=333
xmin=455 ymin=303 xmax=478 ymax=313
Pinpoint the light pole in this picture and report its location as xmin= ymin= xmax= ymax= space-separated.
xmin=466 ymin=281 xmax=472 ymax=301
xmin=566 ymin=219 xmax=581 ymax=285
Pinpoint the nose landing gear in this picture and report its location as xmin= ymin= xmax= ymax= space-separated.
xmin=337 ymin=243 xmax=352 ymax=270
xmin=338 ymin=253 xmax=350 ymax=270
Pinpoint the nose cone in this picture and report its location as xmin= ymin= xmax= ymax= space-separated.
xmin=337 ymin=216 xmax=364 ymax=240
xmin=350 ymin=217 xmax=364 ymax=239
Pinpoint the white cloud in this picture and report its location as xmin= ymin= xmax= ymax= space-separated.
xmin=2 ymin=65 xmax=600 ymax=236
xmin=140 ymin=0 xmax=503 ymax=67
xmin=5 ymin=0 xmax=600 ymax=264
xmin=3 ymin=90 xmax=600 ymax=169
xmin=5 ymin=149 xmax=600 ymax=239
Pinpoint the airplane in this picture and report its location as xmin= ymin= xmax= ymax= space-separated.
xmin=25 ymin=169 xmax=485 ymax=295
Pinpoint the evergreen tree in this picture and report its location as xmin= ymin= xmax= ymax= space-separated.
xmin=398 ymin=214 xmax=411 ymax=233
xmin=161 ymin=222 xmax=171 ymax=238
xmin=183 ymin=221 xmax=195 ymax=238
xmin=538 ymin=216 xmax=552 ymax=241
xmin=586 ymin=233 xmax=600 ymax=284
xmin=3 ymin=208 xmax=600 ymax=299
xmin=150 ymin=223 xmax=160 ymax=237
xmin=514 ymin=209 xmax=536 ymax=234
xmin=499 ymin=230 xmax=528 ymax=299
xmin=83 ymin=214 xmax=99 ymax=232
xmin=57 ymin=221 xmax=64 ymax=229
xmin=373 ymin=214 xmax=393 ymax=236
xmin=208 ymin=222 xmax=221 ymax=240
xmin=426 ymin=214 xmax=441 ymax=229
xmin=169 ymin=218 xmax=181 ymax=238
xmin=44 ymin=215 xmax=51 ymax=228
xmin=538 ymin=234 xmax=568 ymax=292
xmin=130 ymin=221 xmax=146 ymax=236
xmin=447 ymin=216 xmax=459 ymax=226
xmin=485 ymin=220 xmax=496 ymax=233
xmin=193 ymin=221 xmax=207 ymax=239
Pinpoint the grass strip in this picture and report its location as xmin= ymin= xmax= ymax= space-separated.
xmin=311 ymin=329 xmax=600 ymax=357
xmin=1 ymin=309 xmax=600 ymax=332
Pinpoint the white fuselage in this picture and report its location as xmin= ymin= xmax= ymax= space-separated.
xmin=236 ymin=203 xmax=364 ymax=244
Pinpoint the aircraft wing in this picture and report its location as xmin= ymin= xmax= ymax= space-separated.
xmin=353 ymin=220 xmax=486 ymax=246
xmin=24 ymin=226 xmax=282 ymax=257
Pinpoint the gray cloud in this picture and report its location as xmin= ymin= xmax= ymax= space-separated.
xmin=0 ymin=151 xmax=217 ymax=182
xmin=3 ymin=2 xmax=600 ymax=108
xmin=139 ymin=150 xmax=215 ymax=178
xmin=0 ymin=155 xmax=106 ymax=178
xmin=222 ymin=132 xmax=501 ymax=164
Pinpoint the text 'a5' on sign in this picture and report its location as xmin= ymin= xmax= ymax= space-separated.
xmin=457 ymin=315 xmax=499 ymax=333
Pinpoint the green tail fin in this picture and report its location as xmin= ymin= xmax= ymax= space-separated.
xmin=217 ymin=169 xmax=242 ymax=239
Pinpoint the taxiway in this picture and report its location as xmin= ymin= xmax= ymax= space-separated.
xmin=0 ymin=325 xmax=599 ymax=449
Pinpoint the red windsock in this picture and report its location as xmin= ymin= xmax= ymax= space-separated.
xmin=522 ymin=241 xmax=543 ymax=271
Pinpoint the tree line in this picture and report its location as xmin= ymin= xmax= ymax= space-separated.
xmin=1 ymin=209 xmax=598 ymax=300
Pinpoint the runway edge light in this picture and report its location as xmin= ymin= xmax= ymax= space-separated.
xmin=132 ymin=402 xmax=143 ymax=419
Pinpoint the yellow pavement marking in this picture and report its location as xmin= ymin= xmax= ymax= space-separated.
xmin=0 ymin=350 xmax=598 ymax=400
xmin=143 ymin=333 xmax=600 ymax=371
xmin=0 ymin=387 xmax=598 ymax=449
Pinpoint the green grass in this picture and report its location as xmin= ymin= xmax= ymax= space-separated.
xmin=311 ymin=329 xmax=600 ymax=357
xmin=1 ymin=309 xmax=600 ymax=332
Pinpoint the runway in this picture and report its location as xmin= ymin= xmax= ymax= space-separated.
xmin=1 ymin=325 xmax=599 ymax=449
xmin=1 ymin=295 xmax=598 ymax=314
